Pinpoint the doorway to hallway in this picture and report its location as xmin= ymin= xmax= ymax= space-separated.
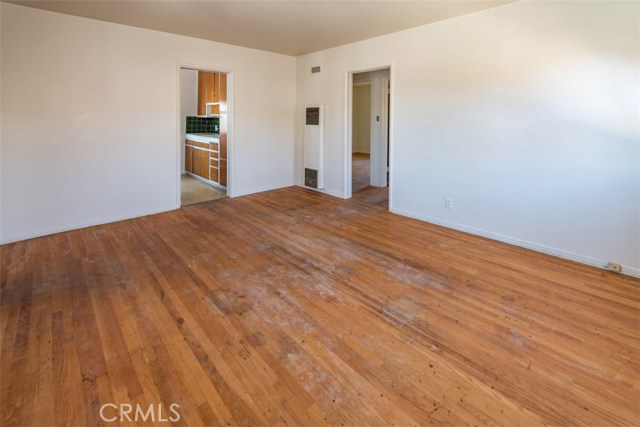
xmin=347 ymin=67 xmax=391 ymax=201
xmin=352 ymin=81 xmax=372 ymax=194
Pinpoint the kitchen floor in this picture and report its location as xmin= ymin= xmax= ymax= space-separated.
xmin=181 ymin=174 xmax=226 ymax=206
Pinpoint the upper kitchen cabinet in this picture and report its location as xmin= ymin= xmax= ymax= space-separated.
xmin=217 ymin=74 xmax=227 ymax=115
xmin=197 ymin=71 xmax=227 ymax=116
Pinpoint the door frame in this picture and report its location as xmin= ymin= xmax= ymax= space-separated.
xmin=176 ymin=63 xmax=235 ymax=208
xmin=344 ymin=64 xmax=393 ymax=202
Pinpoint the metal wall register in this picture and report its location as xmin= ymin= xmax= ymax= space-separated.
xmin=306 ymin=107 xmax=320 ymax=125
xmin=304 ymin=168 xmax=318 ymax=188
xmin=303 ymin=106 xmax=324 ymax=189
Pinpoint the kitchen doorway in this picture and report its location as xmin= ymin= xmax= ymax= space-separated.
xmin=346 ymin=66 xmax=391 ymax=202
xmin=177 ymin=66 xmax=233 ymax=207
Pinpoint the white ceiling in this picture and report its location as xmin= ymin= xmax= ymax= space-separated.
xmin=6 ymin=0 xmax=514 ymax=56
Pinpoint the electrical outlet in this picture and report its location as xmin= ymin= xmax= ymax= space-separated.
xmin=445 ymin=198 xmax=453 ymax=209
xmin=606 ymin=262 xmax=622 ymax=274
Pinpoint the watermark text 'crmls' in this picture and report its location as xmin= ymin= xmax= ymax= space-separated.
xmin=99 ymin=403 xmax=180 ymax=423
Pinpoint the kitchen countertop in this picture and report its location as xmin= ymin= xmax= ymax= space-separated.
xmin=186 ymin=133 xmax=220 ymax=143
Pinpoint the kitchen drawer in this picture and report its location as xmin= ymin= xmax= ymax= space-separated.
xmin=193 ymin=141 xmax=209 ymax=150
xmin=185 ymin=139 xmax=194 ymax=147
xmin=185 ymin=145 xmax=194 ymax=173
xmin=210 ymin=158 xmax=219 ymax=168
xmin=209 ymin=150 xmax=219 ymax=160
xmin=209 ymin=142 xmax=219 ymax=152
xmin=209 ymin=167 xmax=219 ymax=183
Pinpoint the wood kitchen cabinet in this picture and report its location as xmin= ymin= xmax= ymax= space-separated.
xmin=219 ymin=159 xmax=227 ymax=187
xmin=219 ymin=134 xmax=227 ymax=159
xmin=197 ymin=71 xmax=227 ymax=116
xmin=185 ymin=138 xmax=226 ymax=189
xmin=217 ymin=74 xmax=227 ymax=115
xmin=196 ymin=73 xmax=208 ymax=116
xmin=192 ymin=71 xmax=228 ymax=189
xmin=193 ymin=148 xmax=209 ymax=180
xmin=186 ymin=139 xmax=209 ymax=180
xmin=205 ymin=73 xmax=218 ymax=108
xmin=184 ymin=143 xmax=194 ymax=173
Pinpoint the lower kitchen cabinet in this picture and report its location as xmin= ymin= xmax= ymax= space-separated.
xmin=185 ymin=144 xmax=194 ymax=173
xmin=219 ymin=159 xmax=227 ymax=187
xmin=193 ymin=148 xmax=209 ymax=180
xmin=185 ymin=138 xmax=226 ymax=189
xmin=220 ymin=134 xmax=227 ymax=159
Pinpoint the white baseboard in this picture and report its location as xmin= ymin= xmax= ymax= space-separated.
xmin=0 ymin=205 xmax=179 ymax=245
xmin=294 ymin=184 xmax=344 ymax=199
xmin=233 ymin=181 xmax=295 ymax=198
xmin=390 ymin=206 xmax=640 ymax=279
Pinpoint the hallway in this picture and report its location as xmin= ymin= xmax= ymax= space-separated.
xmin=352 ymin=153 xmax=370 ymax=194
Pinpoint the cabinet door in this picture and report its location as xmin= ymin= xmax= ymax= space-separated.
xmin=219 ymin=134 xmax=227 ymax=159
xmin=197 ymin=72 xmax=226 ymax=116
xmin=197 ymin=72 xmax=207 ymax=116
xmin=214 ymin=73 xmax=226 ymax=115
xmin=207 ymin=73 xmax=218 ymax=103
xmin=197 ymin=72 xmax=217 ymax=115
xmin=219 ymin=159 xmax=227 ymax=187
xmin=218 ymin=73 xmax=227 ymax=105
xmin=185 ymin=144 xmax=194 ymax=173
xmin=211 ymin=73 xmax=221 ymax=114
xmin=193 ymin=149 xmax=209 ymax=180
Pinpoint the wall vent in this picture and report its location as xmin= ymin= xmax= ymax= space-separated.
xmin=304 ymin=168 xmax=318 ymax=188
xmin=303 ymin=105 xmax=324 ymax=190
xmin=311 ymin=66 xmax=321 ymax=73
xmin=306 ymin=107 xmax=319 ymax=125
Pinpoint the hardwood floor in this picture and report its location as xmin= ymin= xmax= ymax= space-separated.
xmin=352 ymin=153 xmax=370 ymax=194
xmin=1 ymin=186 xmax=638 ymax=426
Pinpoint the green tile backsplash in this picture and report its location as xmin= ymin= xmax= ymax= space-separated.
xmin=186 ymin=116 xmax=219 ymax=134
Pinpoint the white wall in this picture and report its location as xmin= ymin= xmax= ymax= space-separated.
xmin=352 ymin=83 xmax=371 ymax=154
xmin=296 ymin=0 xmax=640 ymax=275
xmin=180 ymin=68 xmax=198 ymax=173
xmin=1 ymin=3 xmax=296 ymax=243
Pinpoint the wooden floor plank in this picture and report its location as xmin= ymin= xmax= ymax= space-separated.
xmin=1 ymin=186 xmax=638 ymax=426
